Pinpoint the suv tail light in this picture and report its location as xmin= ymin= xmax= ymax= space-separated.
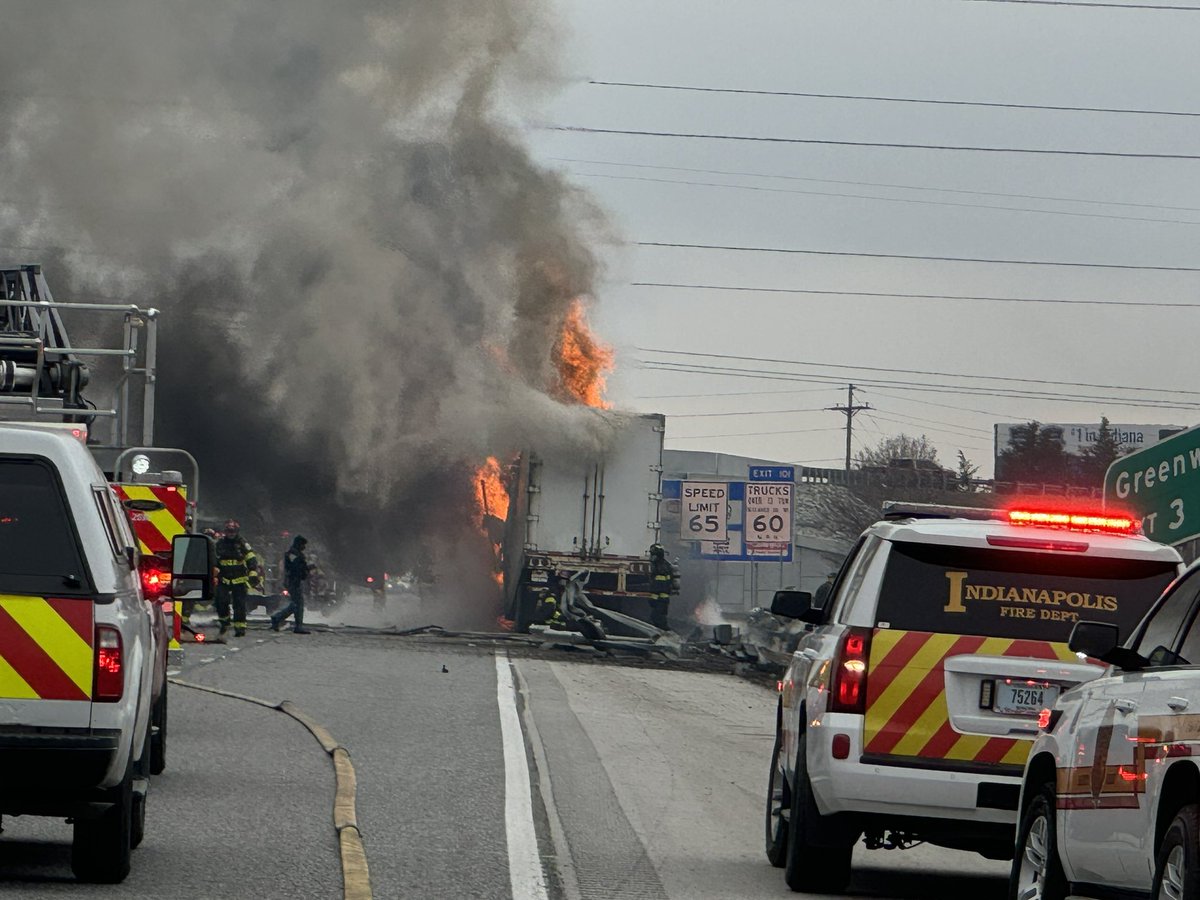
xmin=94 ymin=626 xmax=124 ymax=702
xmin=828 ymin=627 xmax=872 ymax=715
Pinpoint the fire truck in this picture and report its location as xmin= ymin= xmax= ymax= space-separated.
xmin=0 ymin=265 xmax=201 ymax=636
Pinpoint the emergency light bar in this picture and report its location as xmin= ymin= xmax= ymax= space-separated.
xmin=1007 ymin=509 xmax=1139 ymax=535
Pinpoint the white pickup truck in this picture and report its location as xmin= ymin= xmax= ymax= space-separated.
xmin=0 ymin=423 xmax=212 ymax=882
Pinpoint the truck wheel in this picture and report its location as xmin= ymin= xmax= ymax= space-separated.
xmin=1153 ymin=804 xmax=1200 ymax=900
xmin=765 ymin=730 xmax=790 ymax=867
xmin=71 ymin=769 xmax=133 ymax=883
xmin=150 ymin=682 xmax=168 ymax=776
xmin=784 ymin=732 xmax=852 ymax=893
xmin=1009 ymin=784 xmax=1067 ymax=900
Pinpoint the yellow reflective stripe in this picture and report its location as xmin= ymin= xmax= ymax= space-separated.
xmin=1002 ymin=740 xmax=1034 ymax=766
xmin=138 ymin=538 xmax=152 ymax=556
xmin=0 ymin=652 xmax=37 ymax=699
xmin=0 ymin=597 xmax=93 ymax=696
xmin=1052 ymin=642 xmax=1079 ymax=663
xmin=865 ymin=632 xmax=960 ymax=744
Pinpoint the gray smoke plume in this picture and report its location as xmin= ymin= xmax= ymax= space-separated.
xmin=0 ymin=1 xmax=617 ymax=624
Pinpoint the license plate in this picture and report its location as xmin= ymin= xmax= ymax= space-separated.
xmin=993 ymin=681 xmax=1058 ymax=716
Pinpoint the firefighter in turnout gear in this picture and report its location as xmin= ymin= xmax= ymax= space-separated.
xmin=215 ymin=519 xmax=260 ymax=637
xmin=271 ymin=535 xmax=312 ymax=634
xmin=648 ymin=543 xmax=674 ymax=631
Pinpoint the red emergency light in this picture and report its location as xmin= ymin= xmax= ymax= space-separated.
xmin=1007 ymin=509 xmax=1138 ymax=535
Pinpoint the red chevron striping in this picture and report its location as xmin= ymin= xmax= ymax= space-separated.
xmin=867 ymin=630 xmax=936 ymax=700
xmin=155 ymin=486 xmax=188 ymax=522
xmin=865 ymin=634 xmax=987 ymax=755
xmin=976 ymin=737 xmax=1020 ymax=764
xmin=1003 ymin=640 xmax=1063 ymax=660
xmin=45 ymin=598 xmax=92 ymax=645
xmin=0 ymin=603 xmax=88 ymax=701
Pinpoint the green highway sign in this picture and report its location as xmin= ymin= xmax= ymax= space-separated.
xmin=1105 ymin=423 xmax=1200 ymax=544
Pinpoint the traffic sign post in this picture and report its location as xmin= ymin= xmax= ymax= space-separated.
xmin=680 ymin=482 xmax=729 ymax=542
xmin=1104 ymin=423 xmax=1200 ymax=544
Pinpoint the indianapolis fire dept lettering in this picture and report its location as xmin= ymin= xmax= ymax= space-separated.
xmin=943 ymin=571 xmax=1119 ymax=624
xmin=0 ymin=595 xmax=93 ymax=701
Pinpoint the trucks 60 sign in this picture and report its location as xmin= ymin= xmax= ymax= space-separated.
xmin=680 ymin=482 xmax=729 ymax=542
xmin=744 ymin=482 xmax=793 ymax=545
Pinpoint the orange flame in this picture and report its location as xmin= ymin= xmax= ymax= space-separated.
xmin=476 ymin=456 xmax=510 ymax=592
xmin=476 ymin=456 xmax=510 ymax=524
xmin=554 ymin=298 xmax=613 ymax=408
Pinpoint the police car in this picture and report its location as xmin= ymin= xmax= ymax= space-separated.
xmin=1012 ymin=559 xmax=1200 ymax=900
xmin=765 ymin=502 xmax=1182 ymax=894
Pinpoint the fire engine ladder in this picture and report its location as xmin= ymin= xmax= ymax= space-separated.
xmin=0 ymin=265 xmax=159 ymax=458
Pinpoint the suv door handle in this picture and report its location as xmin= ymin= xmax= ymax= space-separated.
xmin=1168 ymin=697 xmax=1191 ymax=712
xmin=800 ymin=649 xmax=820 ymax=661
xmin=1113 ymin=698 xmax=1138 ymax=714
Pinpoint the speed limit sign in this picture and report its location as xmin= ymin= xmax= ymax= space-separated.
xmin=680 ymin=482 xmax=729 ymax=542
xmin=744 ymin=482 xmax=792 ymax=544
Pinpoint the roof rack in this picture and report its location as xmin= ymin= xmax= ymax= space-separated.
xmin=881 ymin=501 xmax=1003 ymax=522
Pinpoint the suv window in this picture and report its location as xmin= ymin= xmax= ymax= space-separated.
xmin=0 ymin=457 xmax=91 ymax=596
xmin=1136 ymin=573 xmax=1200 ymax=666
xmin=874 ymin=541 xmax=1177 ymax=642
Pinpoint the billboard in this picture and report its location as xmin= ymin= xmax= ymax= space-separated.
xmin=994 ymin=423 xmax=1184 ymax=481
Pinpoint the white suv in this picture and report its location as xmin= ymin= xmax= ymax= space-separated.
xmin=765 ymin=503 xmax=1182 ymax=894
xmin=1011 ymin=560 xmax=1200 ymax=900
xmin=0 ymin=424 xmax=210 ymax=882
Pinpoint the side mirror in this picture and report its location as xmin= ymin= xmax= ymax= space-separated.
xmin=172 ymin=533 xmax=214 ymax=603
xmin=1068 ymin=620 xmax=1143 ymax=669
xmin=771 ymin=590 xmax=823 ymax=625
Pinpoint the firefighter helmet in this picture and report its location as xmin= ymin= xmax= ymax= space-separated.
xmin=649 ymin=543 xmax=665 ymax=559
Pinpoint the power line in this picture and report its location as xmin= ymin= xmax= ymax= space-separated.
xmin=668 ymin=426 xmax=844 ymax=440
xmin=587 ymin=80 xmax=1200 ymax=118
xmin=864 ymin=411 xmax=995 ymax=441
xmin=958 ymin=0 xmax=1200 ymax=9
xmin=632 ymin=282 xmax=1200 ymax=310
xmin=667 ymin=406 xmax=827 ymax=418
xmin=635 ymin=387 xmax=836 ymax=399
xmin=863 ymin=388 xmax=1018 ymax=420
xmin=553 ymin=157 xmax=1200 ymax=215
xmin=641 ymin=348 xmax=1200 ymax=400
xmin=856 ymin=405 xmax=994 ymax=436
xmin=636 ymin=241 xmax=1200 ymax=272
xmin=546 ymin=124 xmax=1200 ymax=160
xmin=576 ymin=172 xmax=1200 ymax=227
xmin=640 ymin=362 xmax=1200 ymax=410
xmin=642 ymin=349 xmax=1200 ymax=397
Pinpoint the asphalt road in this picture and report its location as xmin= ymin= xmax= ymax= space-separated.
xmin=0 ymin=615 xmax=1013 ymax=899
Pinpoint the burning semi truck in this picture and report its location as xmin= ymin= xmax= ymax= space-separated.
xmin=494 ymin=411 xmax=674 ymax=632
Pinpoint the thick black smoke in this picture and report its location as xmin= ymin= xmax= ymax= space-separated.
xmin=0 ymin=2 xmax=615 ymax=623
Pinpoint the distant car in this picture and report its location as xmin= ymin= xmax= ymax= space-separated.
xmin=765 ymin=502 xmax=1181 ymax=894
xmin=1011 ymin=560 xmax=1200 ymax=900
xmin=0 ymin=423 xmax=211 ymax=882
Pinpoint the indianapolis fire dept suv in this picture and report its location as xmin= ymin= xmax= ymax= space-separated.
xmin=1011 ymin=558 xmax=1200 ymax=900
xmin=764 ymin=502 xmax=1182 ymax=894
xmin=0 ymin=423 xmax=211 ymax=883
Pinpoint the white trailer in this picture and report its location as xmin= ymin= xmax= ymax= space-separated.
xmin=501 ymin=411 xmax=666 ymax=631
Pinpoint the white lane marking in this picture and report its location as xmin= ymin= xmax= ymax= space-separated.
xmin=496 ymin=654 xmax=550 ymax=900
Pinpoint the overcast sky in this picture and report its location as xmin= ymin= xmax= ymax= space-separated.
xmin=522 ymin=0 xmax=1200 ymax=478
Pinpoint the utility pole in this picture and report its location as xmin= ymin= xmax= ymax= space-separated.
xmin=827 ymin=384 xmax=872 ymax=472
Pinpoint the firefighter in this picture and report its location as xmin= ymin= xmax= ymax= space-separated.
xmin=270 ymin=534 xmax=311 ymax=634
xmin=648 ymin=543 xmax=674 ymax=631
xmin=214 ymin=519 xmax=260 ymax=638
